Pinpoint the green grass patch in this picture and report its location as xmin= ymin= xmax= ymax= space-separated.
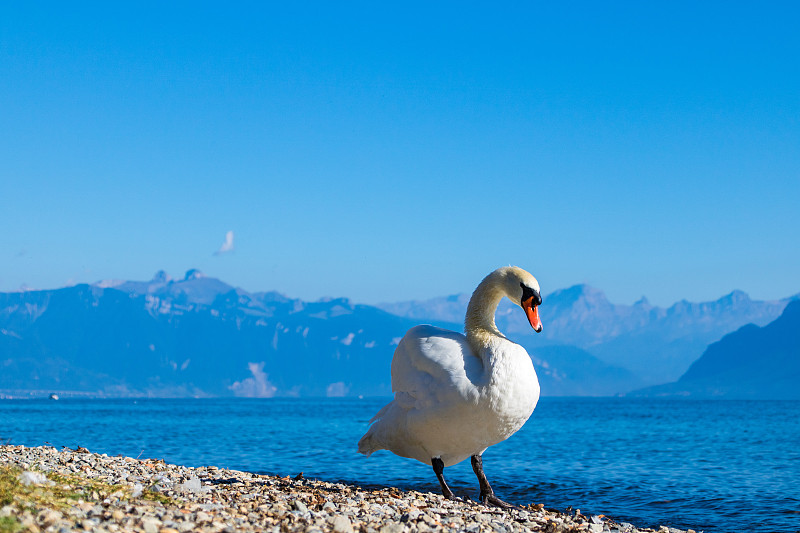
xmin=0 ymin=466 xmax=22 ymax=507
xmin=0 ymin=516 xmax=22 ymax=533
xmin=141 ymin=489 xmax=174 ymax=505
xmin=0 ymin=463 xmax=175 ymax=519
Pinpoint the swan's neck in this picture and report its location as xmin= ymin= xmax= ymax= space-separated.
xmin=464 ymin=273 xmax=508 ymax=355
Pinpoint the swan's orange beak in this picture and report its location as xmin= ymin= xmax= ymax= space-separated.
xmin=522 ymin=296 xmax=543 ymax=333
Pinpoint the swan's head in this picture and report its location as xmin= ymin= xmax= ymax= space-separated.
xmin=497 ymin=266 xmax=543 ymax=333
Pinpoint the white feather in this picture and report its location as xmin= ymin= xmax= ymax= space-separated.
xmin=358 ymin=266 xmax=541 ymax=467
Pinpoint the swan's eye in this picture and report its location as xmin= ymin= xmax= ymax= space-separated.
xmin=520 ymin=283 xmax=542 ymax=306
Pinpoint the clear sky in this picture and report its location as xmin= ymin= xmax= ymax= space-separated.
xmin=1 ymin=2 xmax=798 ymax=306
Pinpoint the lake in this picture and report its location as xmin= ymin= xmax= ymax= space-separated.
xmin=1 ymin=397 xmax=798 ymax=533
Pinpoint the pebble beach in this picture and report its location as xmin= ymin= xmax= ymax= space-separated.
xmin=1 ymin=445 xmax=698 ymax=533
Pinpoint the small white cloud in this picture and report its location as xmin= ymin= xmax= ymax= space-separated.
xmin=341 ymin=333 xmax=355 ymax=346
xmin=229 ymin=362 xmax=277 ymax=398
xmin=326 ymin=382 xmax=349 ymax=397
xmin=214 ymin=230 xmax=235 ymax=256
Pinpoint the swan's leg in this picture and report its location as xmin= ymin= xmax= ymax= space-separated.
xmin=470 ymin=455 xmax=522 ymax=510
xmin=431 ymin=457 xmax=458 ymax=501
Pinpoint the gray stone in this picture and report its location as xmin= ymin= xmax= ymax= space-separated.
xmin=197 ymin=503 xmax=222 ymax=511
xmin=140 ymin=516 xmax=162 ymax=533
xmin=322 ymin=501 xmax=337 ymax=512
xmin=19 ymin=470 xmax=51 ymax=486
xmin=36 ymin=509 xmax=62 ymax=526
xmin=332 ymin=515 xmax=354 ymax=533
xmin=179 ymin=476 xmax=205 ymax=493
xmin=379 ymin=523 xmax=405 ymax=533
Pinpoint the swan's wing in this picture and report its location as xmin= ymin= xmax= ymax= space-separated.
xmin=390 ymin=325 xmax=484 ymax=411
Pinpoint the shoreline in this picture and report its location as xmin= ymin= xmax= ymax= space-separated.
xmin=1 ymin=445 xmax=698 ymax=533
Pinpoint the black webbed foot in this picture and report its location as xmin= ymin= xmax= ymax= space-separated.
xmin=480 ymin=491 xmax=524 ymax=511
xmin=471 ymin=455 xmax=523 ymax=512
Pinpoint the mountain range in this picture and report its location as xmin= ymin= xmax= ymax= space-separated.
xmin=630 ymin=300 xmax=800 ymax=399
xmin=1 ymin=271 xmax=440 ymax=398
xmin=378 ymin=285 xmax=795 ymax=385
xmin=1 ymin=270 xmax=796 ymax=398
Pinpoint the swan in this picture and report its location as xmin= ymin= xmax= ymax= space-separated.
xmin=358 ymin=266 xmax=543 ymax=508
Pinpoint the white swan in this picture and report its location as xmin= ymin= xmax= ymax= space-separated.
xmin=358 ymin=266 xmax=543 ymax=508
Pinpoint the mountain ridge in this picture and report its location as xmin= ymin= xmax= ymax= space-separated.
xmin=629 ymin=300 xmax=800 ymax=399
xmin=379 ymin=284 xmax=796 ymax=384
xmin=1 ymin=270 xmax=797 ymax=398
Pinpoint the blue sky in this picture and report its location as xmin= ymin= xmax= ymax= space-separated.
xmin=1 ymin=2 xmax=798 ymax=306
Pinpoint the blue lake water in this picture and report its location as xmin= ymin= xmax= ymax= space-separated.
xmin=1 ymin=398 xmax=798 ymax=533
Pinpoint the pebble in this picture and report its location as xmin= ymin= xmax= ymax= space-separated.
xmin=332 ymin=515 xmax=355 ymax=533
xmin=293 ymin=499 xmax=309 ymax=513
xmin=178 ymin=475 xmax=206 ymax=493
xmin=140 ymin=516 xmax=162 ymax=533
xmin=18 ymin=470 xmax=51 ymax=486
xmin=0 ymin=444 xmax=696 ymax=533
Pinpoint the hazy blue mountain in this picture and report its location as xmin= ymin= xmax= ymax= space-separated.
xmin=630 ymin=300 xmax=800 ymax=399
xmin=522 ymin=344 xmax=638 ymax=397
xmin=3 ymin=271 xmax=795 ymax=398
xmin=379 ymin=285 xmax=796 ymax=385
xmin=378 ymin=293 xmax=471 ymax=324
xmin=2 ymin=270 xmax=627 ymax=398
xmin=1 ymin=272 xmax=443 ymax=398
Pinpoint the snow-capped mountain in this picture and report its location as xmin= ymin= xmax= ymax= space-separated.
xmin=0 ymin=271 xmax=432 ymax=398
xmin=379 ymin=285 xmax=796 ymax=384
xmin=631 ymin=300 xmax=800 ymax=399
xmin=1 ymin=271 xmax=796 ymax=398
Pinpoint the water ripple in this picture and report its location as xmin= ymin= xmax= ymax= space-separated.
xmin=1 ymin=397 xmax=798 ymax=533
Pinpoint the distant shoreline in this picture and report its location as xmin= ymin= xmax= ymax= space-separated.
xmin=0 ymin=444 xmax=696 ymax=533
xmin=3 ymin=391 xmax=798 ymax=401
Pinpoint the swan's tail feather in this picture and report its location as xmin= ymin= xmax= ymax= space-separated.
xmin=368 ymin=401 xmax=392 ymax=424
xmin=357 ymin=433 xmax=377 ymax=456
xmin=359 ymin=400 xmax=395 ymax=456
